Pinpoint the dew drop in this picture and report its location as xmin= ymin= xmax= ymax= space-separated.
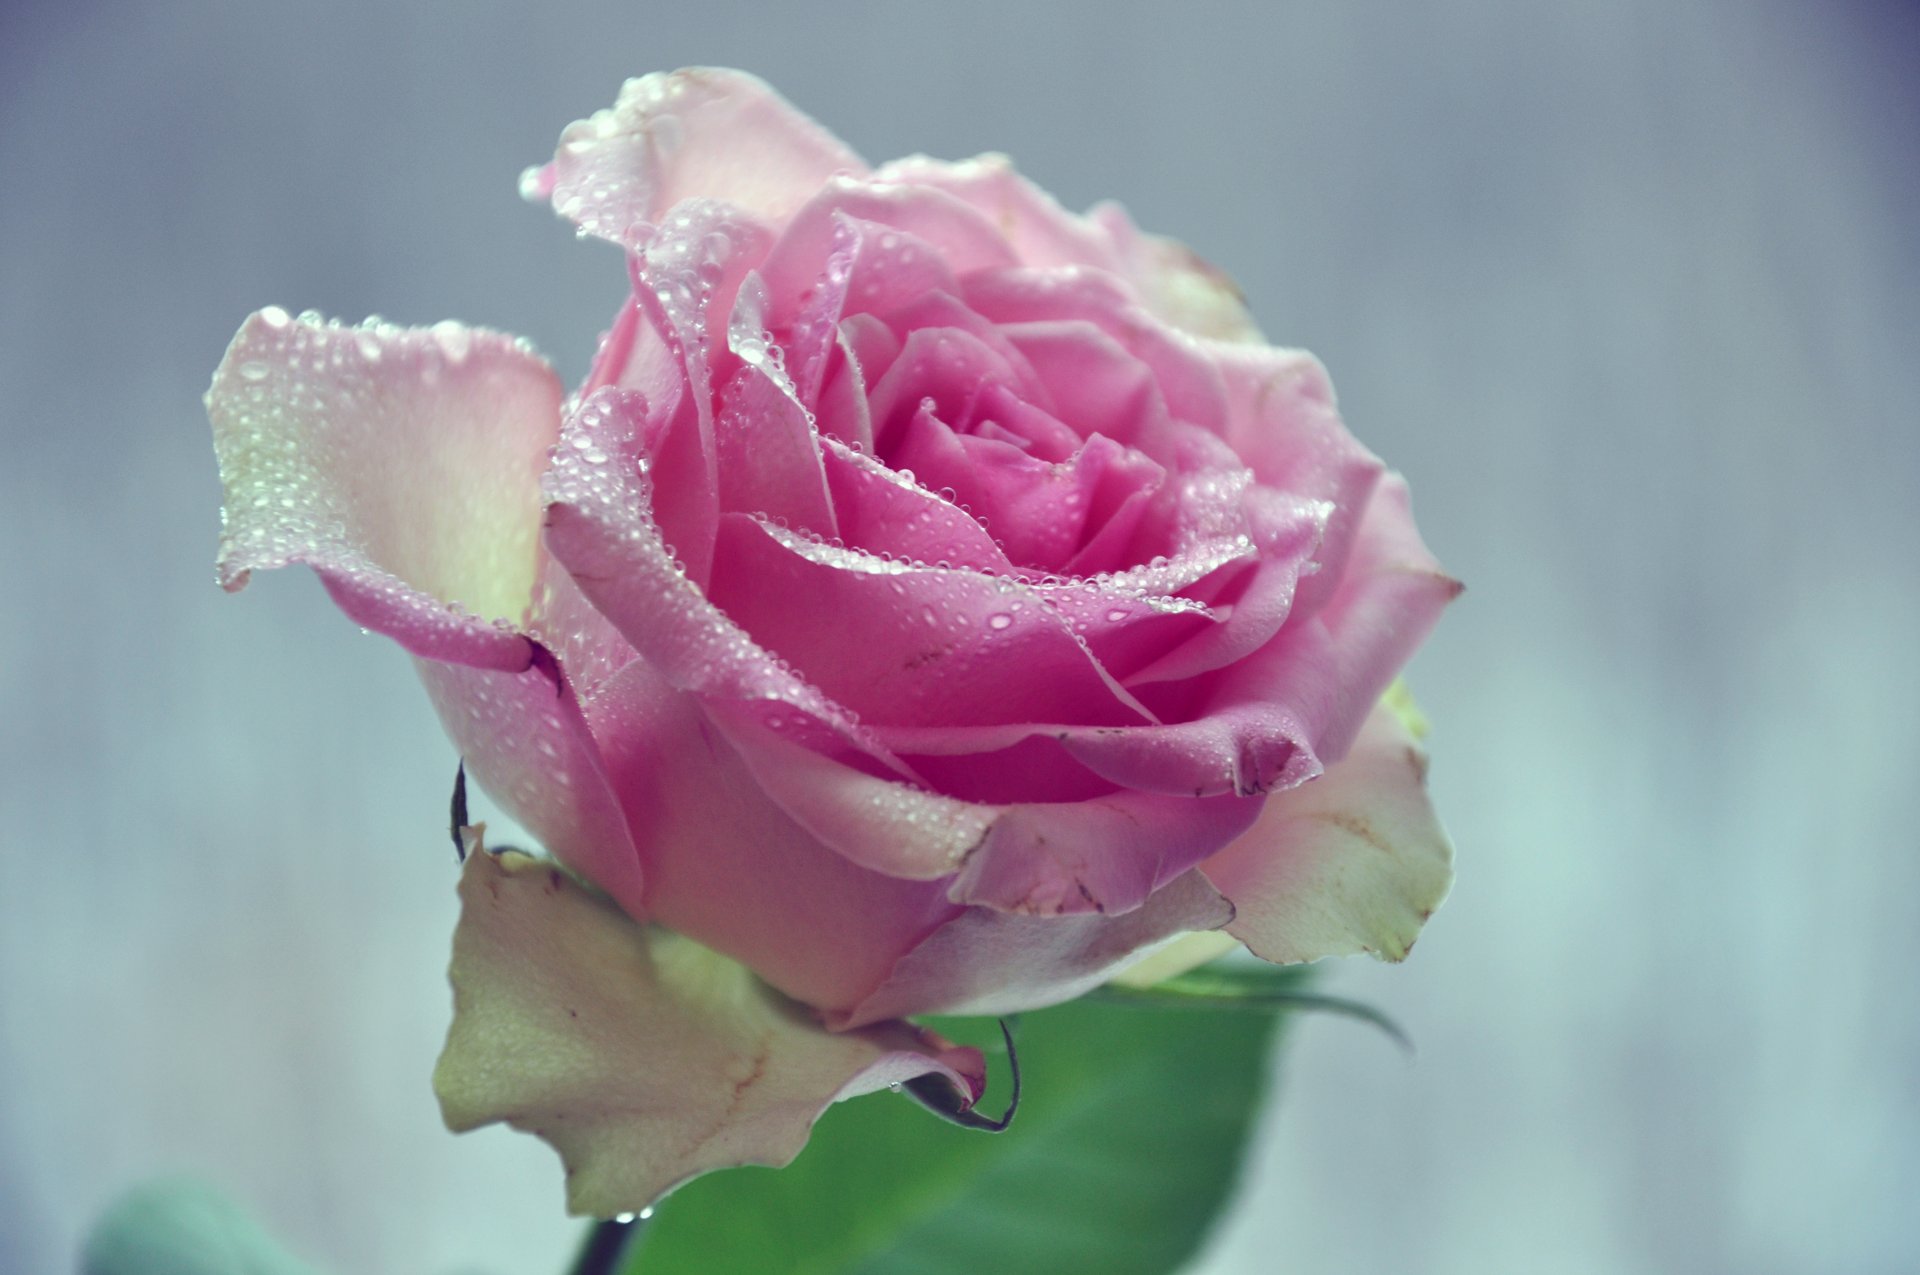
xmin=237 ymin=361 xmax=270 ymax=382
xmin=431 ymin=320 xmax=472 ymax=363
xmin=987 ymin=612 xmax=1013 ymax=630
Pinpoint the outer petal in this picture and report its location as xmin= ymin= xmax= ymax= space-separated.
xmin=706 ymin=702 xmax=1260 ymax=917
xmin=209 ymin=308 xmax=559 ymax=671
xmin=531 ymin=68 xmax=867 ymax=249
xmin=435 ymin=845 xmax=983 ymax=1217
xmin=416 ymin=657 xmax=644 ymax=916
xmin=1205 ymin=341 xmax=1385 ymax=616
xmin=834 ymin=869 xmax=1236 ymax=1028
xmin=586 ymin=657 xmax=962 ymax=1012
xmin=1198 ymin=699 xmax=1453 ymax=963
xmin=758 ymin=176 xmax=1018 ymax=325
xmin=1088 ymin=201 xmax=1264 ymax=343
xmin=874 ymin=153 xmax=1120 ymax=273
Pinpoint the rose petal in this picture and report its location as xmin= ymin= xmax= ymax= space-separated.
xmin=1120 ymin=490 xmax=1332 ymax=686
xmin=706 ymin=513 xmax=1155 ymax=729
xmin=622 ymin=202 xmax=778 ymax=583
xmin=946 ymin=787 xmax=1262 ymax=916
xmin=416 ymin=656 xmax=644 ymax=915
xmin=701 ymin=700 xmax=995 ymax=880
xmin=872 ymin=475 xmax=1454 ymax=800
xmin=1198 ymin=698 xmax=1453 ymax=964
xmin=962 ymin=266 xmax=1231 ymax=432
xmin=998 ymin=320 xmax=1241 ymax=474
xmin=866 ymin=325 xmax=1032 ymax=451
xmin=542 ymin=388 xmax=899 ymax=770
xmin=820 ymin=436 xmax=1011 ymax=573
xmin=534 ymin=68 xmax=867 ymax=249
xmin=1253 ymin=472 xmax=1463 ymax=763
xmin=1088 ymin=201 xmax=1264 ymax=343
xmin=1206 ymin=342 xmax=1385 ymax=616
xmin=760 ymin=178 xmax=1018 ymax=326
xmin=715 ymin=273 xmax=836 ymax=533
xmin=834 ymin=868 xmax=1236 ymax=1028
xmin=434 ymin=844 xmax=983 ymax=1217
xmin=1104 ymin=929 xmax=1243 ymax=989
xmin=584 ymin=658 xmax=963 ymax=1011
xmin=875 ymin=153 xmax=1121 ymax=273
xmin=209 ymin=308 xmax=560 ymax=671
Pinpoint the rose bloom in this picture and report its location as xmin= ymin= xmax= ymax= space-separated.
xmin=210 ymin=69 xmax=1458 ymax=1208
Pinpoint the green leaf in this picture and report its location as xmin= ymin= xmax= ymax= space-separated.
xmin=81 ymin=1178 xmax=322 ymax=1275
xmin=624 ymin=975 xmax=1304 ymax=1275
xmin=1093 ymin=965 xmax=1413 ymax=1053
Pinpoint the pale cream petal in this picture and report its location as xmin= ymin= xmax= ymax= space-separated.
xmin=433 ymin=843 xmax=982 ymax=1217
xmin=1200 ymin=700 xmax=1454 ymax=964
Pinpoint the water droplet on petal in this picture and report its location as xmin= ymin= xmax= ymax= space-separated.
xmin=431 ymin=320 xmax=472 ymax=363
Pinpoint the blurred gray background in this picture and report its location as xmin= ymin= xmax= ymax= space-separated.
xmin=4 ymin=1 xmax=1916 ymax=1271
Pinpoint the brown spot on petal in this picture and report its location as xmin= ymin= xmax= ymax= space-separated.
xmin=1311 ymin=811 xmax=1392 ymax=856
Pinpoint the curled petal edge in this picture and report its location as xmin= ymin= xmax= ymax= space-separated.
xmin=1200 ymin=694 xmax=1455 ymax=966
xmin=434 ymin=840 xmax=985 ymax=1217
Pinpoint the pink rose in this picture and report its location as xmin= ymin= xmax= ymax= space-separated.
xmin=210 ymin=69 xmax=1458 ymax=1209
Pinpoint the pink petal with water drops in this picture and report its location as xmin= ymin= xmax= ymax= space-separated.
xmin=1206 ymin=341 xmax=1386 ymax=615
xmin=1259 ymin=474 xmax=1463 ymax=762
xmin=209 ymin=308 xmax=561 ymax=672
xmin=706 ymin=513 xmax=1155 ymax=730
xmin=542 ymin=387 xmax=902 ymax=775
xmin=417 ymin=656 xmax=644 ymax=914
xmin=620 ymin=203 xmax=776 ymax=582
xmin=1060 ymin=475 xmax=1459 ymax=794
xmin=531 ymin=68 xmax=867 ymax=250
xmin=758 ymin=178 xmax=1017 ymax=327
xmin=713 ymin=273 xmax=835 ymax=533
xmin=1119 ymin=491 xmax=1332 ymax=687
xmin=819 ymin=437 xmax=1011 ymax=573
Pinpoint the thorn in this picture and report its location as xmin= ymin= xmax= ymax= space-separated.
xmin=450 ymin=760 xmax=469 ymax=863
